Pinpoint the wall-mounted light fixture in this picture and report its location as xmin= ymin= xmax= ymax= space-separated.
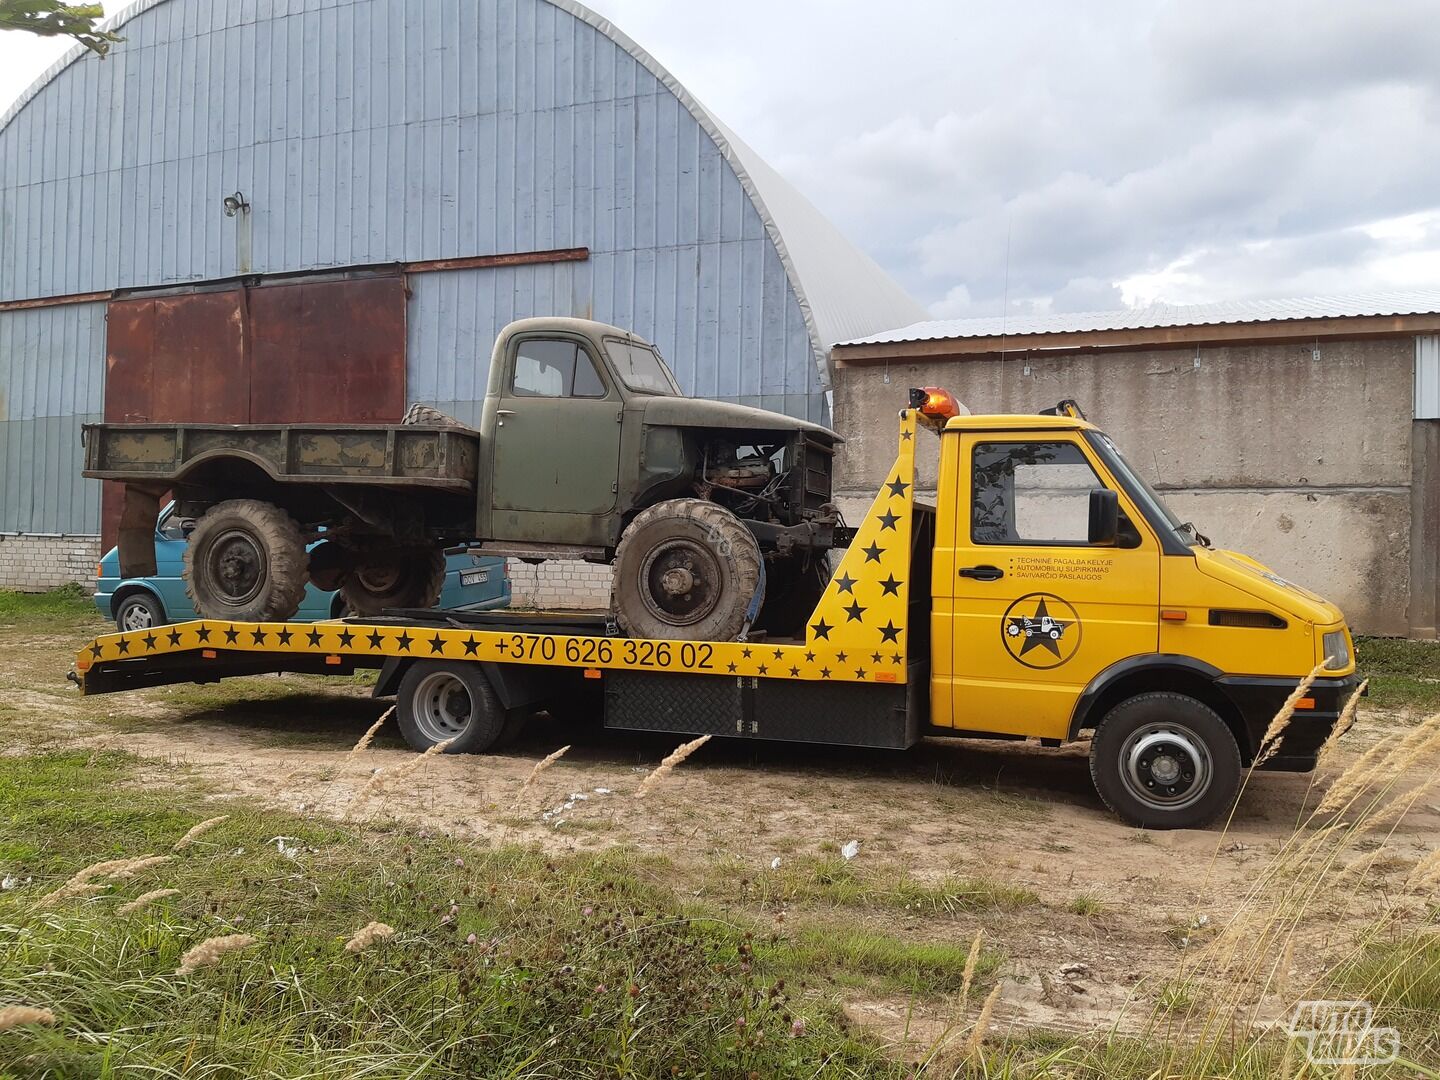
xmin=222 ymin=191 xmax=250 ymax=217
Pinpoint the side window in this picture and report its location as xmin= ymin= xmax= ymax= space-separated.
xmin=511 ymin=340 xmax=606 ymax=399
xmin=972 ymin=441 xmax=1107 ymax=545
xmin=157 ymin=509 xmax=190 ymax=541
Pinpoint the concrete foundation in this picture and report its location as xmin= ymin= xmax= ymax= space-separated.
xmin=0 ymin=534 xmax=102 ymax=591
xmin=833 ymin=337 xmax=1422 ymax=637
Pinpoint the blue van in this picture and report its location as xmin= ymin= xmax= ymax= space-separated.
xmin=94 ymin=504 xmax=510 ymax=631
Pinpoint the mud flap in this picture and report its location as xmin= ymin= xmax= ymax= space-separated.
xmin=117 ymin=485 xmax=162 ymax=577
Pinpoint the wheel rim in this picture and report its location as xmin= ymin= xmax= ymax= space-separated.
xmin=1119 ymin=721 xmax=1214 ymax=812
xmin=637 ymin=537 xmax=723 ymax=627
xmin=356 ymin=564 xmax=402 ymax=594
xmin=206 ymin=529 xmax=266 ymax=606
xmin=412 ymin=671 xmax=472 ymax=743
xmin=120 ymin=601 xmax=154 ymax=630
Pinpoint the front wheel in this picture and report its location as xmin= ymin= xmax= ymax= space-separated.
xmin=395 ymin=661 xmax=507 ymax=753
xmin=184 ymin=499 xmax=310 ymax=621
xmin=611 ymin=499 xmax=763 ymax=641
xmin=115 ymin=591 xmax=166 ymax=633
xmin=1089 ymin=692 xmax=1241 ymax=829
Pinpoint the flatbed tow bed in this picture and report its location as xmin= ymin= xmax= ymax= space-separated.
xmin=75 ymin=408 xmax=932 ymax=751
xmin=71 ymin=393 xmax=1361 ymax=829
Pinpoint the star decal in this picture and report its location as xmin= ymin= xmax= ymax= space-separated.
xmin=804 ymin=651 xmax=816 ymax=663
xmin=250 ymin=628 xmax=268 ymax=645
xmin=1005 ymin=596 xmax=1071 ymax=659
xmin=428 ymin=633 xmax=446 ymax=654
xmin=891 ymin=653 xmax=903 ymax=665
xmin=742 ymin=647 xmax=752 ymax=659
xmin=877 ymin=510 xmax=899 ymax=531
xmin=758 ymin=664 xmax=768 ymax=675
xmin=878 ymin=620 xmax=901 ymax=643
xmin=337 ymin=629 xmax=355 ymax=648
xmin=836 ymin=651 xmax=848 ymax=663
xmin=462 ymin=635 xmax=481 ymax=656
xmin=854 ymin=668 xmax=867 ymax=680
xmin=772 ymin=648 xmax=783 ymax=660
xmin=862 ymin=542 xmax=884 ymax=563
xmin=811 ymin=619 xmax=832 ymax=640
xmin=879 ymin=574 xmax=902 ymax=597
xmin=167 ymin=629 xmax=183 ymax=647
xmin=116 ymin=637 xmax=130 ymax=654
xmin=819 ymin=667 xmax=831 ymax=679
xmin=223 ymin=625 xmax=240 ymax=644
xmin=901 ymin=429 xmax=913 ymax=441
xmin=307 ymin=629 xmax=324 ymax=647
xmin=843 ymin=600 xmax=866 ymax=623
xmin=726 ymin=662 xmax=738 ymax=673
xmin=396 ymin=632 xmax=412 ymax=651
xmin=90 ymin=642 xmax=103 ymax=658
xmin=277 ymin=627 xmax=293 ymax=646
xmin=142 ymin=632 xmax=157 ymax=651
xmin=366 ymin=629 xmax=384 ymax=649
xmin=835 ymin=572 xmax=857 ymax=594
xmin=871 ymin=651 xmax=882 ymax=663
xmin=789 ymin=666 xmax=800 ymax=677
xmin=196 ymin=626 xmax=211 ymax=643
xmin=887 ymin=476 xmax=909 ymax=499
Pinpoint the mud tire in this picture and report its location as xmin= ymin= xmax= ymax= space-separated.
xmin=340 ymin=546 xmax=447 ymax=616
xmin=612 ymin=498 xmax=762 ymax=641
xmin=184 ymin=499 xmax=310 ymax=621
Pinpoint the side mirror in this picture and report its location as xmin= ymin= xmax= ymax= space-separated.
xmin=1088 ymin=489 xmax=1119 ymax=545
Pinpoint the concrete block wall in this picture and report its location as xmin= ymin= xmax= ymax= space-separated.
xmin=832 ymin=337 xmax=1422 ymax=637
xmin=505 ymin=558 xmax=612 ymax=611
xmin=0 ymin=534 xmax=101 ymax=591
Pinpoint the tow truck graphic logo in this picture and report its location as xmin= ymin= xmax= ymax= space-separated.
xmin=1002 ymin=593 xmax=1081 ymax=669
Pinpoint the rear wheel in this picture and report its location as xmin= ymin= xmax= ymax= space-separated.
xmin=395 ymin=661 xmax=506 ymax=753
xmin=340 ymin=546 xmax=446 ymax=615
xmin=1089 ymin=692 xmax=1241 ymax=829
xmin=115 ymin=591 xmax=166 ymax=632
xmin=612 ymin=498 xmax=763 ymax=641
xmin=184 ymin=499 xmax=310 ymax=621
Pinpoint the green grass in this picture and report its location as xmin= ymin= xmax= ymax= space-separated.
xmin=0 ymin=584 xmax=104 ymax=626
xmin=1357 ymin=637 xmax=1440 ymax=713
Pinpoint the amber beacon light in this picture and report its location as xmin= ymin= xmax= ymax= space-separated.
xmin=909 ymin=386 xmax=962 ymax=421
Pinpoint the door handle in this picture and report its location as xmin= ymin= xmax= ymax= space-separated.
xmin=959 ymin=564 xmax=1005 ymax=581
xmin=495 ymin=409 xmax=516 ymax=417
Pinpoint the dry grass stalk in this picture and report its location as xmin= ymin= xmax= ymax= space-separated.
xmin=172 ymin=815 xmax=230 ymax=852
xmin=175 ymin=933 xmax=257 ymax=975
xmin=1313 ymin=679 xmax=1369 ymax=774
xmin=1254 ymin=664 xmax=1325 ymax=766
xmin=1406 ymin=846 xmax=1440 ymax=890
xmin=511 ymin=744 xmax=571 ymax=808
xmin=116 ymin=888 xmax=181 ymax=915
xmin=959 ymin=929 xmax=984 ymax=1004
xmin=344 ymin=920 xmax=396 ymax=953
xmin=347 ymin=707 xmax=395 ymax=758
xmin=36 ymin=855 xmax=164 ymax=907
xmin=1358 ymin=771 xmax=1440 ymax=834
xmin=110 ymin=855 xmax=173 ymax=879
xmin=1319 ymin=711 xmax=1440 ymax=815
xmin=1273 ymin=936 xmax=1294 ymax=1000
xmin=635 ymin=735 xmax=712 ymax=799
xmin=0 ymin=1005 xmax=56 ymax=1030
xmin=365 ymin=737 xmax=456 ymax=794
xmin=963 ymin=983 xmax=1002 ymax=1060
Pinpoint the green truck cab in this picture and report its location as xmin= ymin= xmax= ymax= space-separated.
xmin=84 ymin=318 xmax=842 ymax=639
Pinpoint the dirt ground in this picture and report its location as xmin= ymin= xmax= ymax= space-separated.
xmin=4 ymin=624 xmax=1438 ymax=1049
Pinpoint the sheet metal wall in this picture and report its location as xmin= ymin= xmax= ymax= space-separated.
xmin=0 ymin=304 xmax=107 ymax=534
xmin=0 ymin=0 xmax=827 ymax=535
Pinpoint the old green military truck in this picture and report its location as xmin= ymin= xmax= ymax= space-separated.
xmin=83 ymin=318 xmax=843 ymax=640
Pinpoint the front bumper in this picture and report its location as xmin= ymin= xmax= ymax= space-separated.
xmin=1216 ymin=673 xmax=1365 ymax=771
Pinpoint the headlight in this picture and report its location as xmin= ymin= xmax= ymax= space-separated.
xmin=1322 ymin=630 xmax=1351 ymax=670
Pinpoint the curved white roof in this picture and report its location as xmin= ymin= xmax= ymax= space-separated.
xmin=3 ymin=0 xmax=927 ymax=386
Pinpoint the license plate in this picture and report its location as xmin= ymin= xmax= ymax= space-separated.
xmin=460 ymin=569 xmax=490 ymax=587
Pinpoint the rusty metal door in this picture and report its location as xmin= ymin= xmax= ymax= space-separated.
xmin=101 ymin=272 xmax=407 ymax=545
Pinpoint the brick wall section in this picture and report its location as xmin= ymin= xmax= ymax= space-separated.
xmin=0 ymin=534 xmax=102 ymax=591
xmin=505 ymin=558 xmax=612 ymax=610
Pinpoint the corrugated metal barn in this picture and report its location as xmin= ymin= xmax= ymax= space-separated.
xmin=0 ymin=0 xmax=925 ymax=596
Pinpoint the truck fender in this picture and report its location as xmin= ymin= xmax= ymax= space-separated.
xmin=1067 ymin=654 xmax=1229 ymax=741
xmin=372 ymin=656 xmax=550 ymax=714
xmin=118 ymin=485 xmax=163 ymax=578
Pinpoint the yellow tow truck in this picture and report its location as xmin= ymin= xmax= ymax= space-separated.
xmin=72 ymin=389 xmax=1360 ymax=829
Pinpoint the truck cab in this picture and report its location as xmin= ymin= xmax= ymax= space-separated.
xmin=925 ymin=396 xmax=1357 ymax=826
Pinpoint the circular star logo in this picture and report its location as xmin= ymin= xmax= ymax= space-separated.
xmin=1001 ymin=593 xmax=1081 ymax=669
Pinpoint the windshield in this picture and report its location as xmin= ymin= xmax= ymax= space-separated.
xmin=605 ymin=339 xmax=680 ymax=395
xmin=1088 ymin=431 xmax=1195 ymax=541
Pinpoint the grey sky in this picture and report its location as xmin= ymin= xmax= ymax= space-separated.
xmin=3 ymin=1 xmax=1438 ymax=320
